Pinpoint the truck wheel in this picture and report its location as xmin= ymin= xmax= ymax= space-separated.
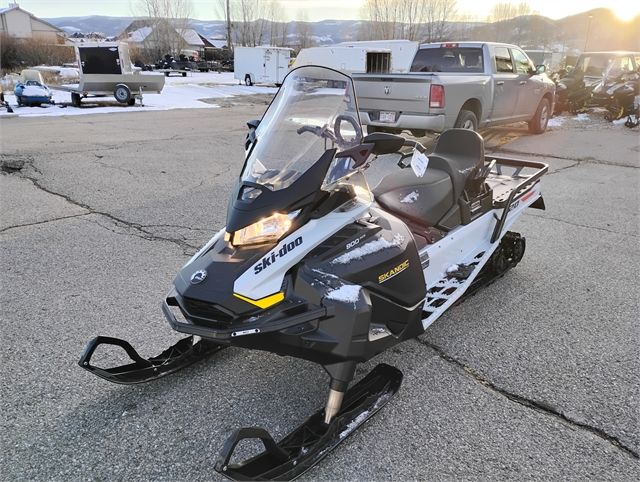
xmin=114 ymin=84 xmax=132 ymax=104
xmin=244 ymin=74 xmax=253 ymax=86
xmin=71 ymin=92 xmax=81 ymax=107
xmin=528 ymin=98 xmax=550 ymax=134
xmin=454 ymin=109 xmax=478 ymax=130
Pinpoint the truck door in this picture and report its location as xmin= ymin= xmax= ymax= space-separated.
xmin=489 ymin=46 xmax=519 ymax=122
xmin=511 ymin=48 xmax=542 ymax=119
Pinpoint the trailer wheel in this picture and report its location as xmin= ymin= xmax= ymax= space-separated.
xmin=244 ymin=74 xmax=253 ymax=86
xmin=182 ymin=72 xmax=187 ymax=77
xmin=114 ymin=84 xmax=132 ymax=104
xmin=71 ymin=92 xmax=81 ymax=107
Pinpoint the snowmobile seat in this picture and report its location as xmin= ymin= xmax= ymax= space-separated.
xmin=373 ymin=129 xmax=485 ymax=228
xmin=373 ymin=167 xmax=454 ymax=227
xmin=428 ymin=128 xmax=485 ymax=201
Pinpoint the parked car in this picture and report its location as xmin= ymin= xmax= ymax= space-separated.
xmin=554 ymin=51 xmax=640 ymax=114
xmin=352 ymin=41 xmax=556 ymax=135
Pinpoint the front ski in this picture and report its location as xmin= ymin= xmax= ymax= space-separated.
xmin=215 ymin=364 xmax=403 ymax=481
xmin=78 ymin=335 xmax=224 ymax=384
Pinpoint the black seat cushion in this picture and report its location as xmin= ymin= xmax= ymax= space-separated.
xmin=429 ymin=128 xmax=484 ymax=200
xmin=373 ymin=167 xmax=454 ymax=227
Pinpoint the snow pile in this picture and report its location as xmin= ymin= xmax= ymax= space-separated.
xmin=401 ymin=190 xmax=419 ymax=204
xmin=446 ymin=264 xmax=459 ymax=274
xmin=332 ymin=233 xmax=405 ymax=264
xmin=573 ymin=113 xmax=590 ymax=122
xmin=325 ymin=284 xmax=361 ymax=304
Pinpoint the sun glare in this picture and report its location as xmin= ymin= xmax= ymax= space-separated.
xmin=610 ymin=4 xmax=640 ymax=21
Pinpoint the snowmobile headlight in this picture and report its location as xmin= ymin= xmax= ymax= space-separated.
xmin=231 ymin=211 xmax=298 ymax=246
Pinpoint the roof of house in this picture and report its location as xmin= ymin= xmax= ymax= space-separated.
xmin=208 ymin=38 xmax=228 ymax=49
xmin=127 ymin=26 xmax=153 ymax=43
xmin=0 ymin=4 xmax=66 ymax=33
xmin=177 ymin=28 xmax=204 ymax=47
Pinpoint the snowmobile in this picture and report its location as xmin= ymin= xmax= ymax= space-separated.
xmin=78 ymin=66 xmax=548 ymax=480
xmin=14 ymin=70 xmax=54 ymax=107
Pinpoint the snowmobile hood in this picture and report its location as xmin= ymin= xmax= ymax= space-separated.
xmin=226 ymin=66 xmax=363 ymax=233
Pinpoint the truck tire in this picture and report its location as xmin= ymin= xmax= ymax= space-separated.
xmin=454 ymin=109 xmax=478 ymax=130
xmin=528 ymin=98 xmax=550 ymax=134
xmin=244 ymin=74 xmax=253 ymax=86
xmin=114 ymin=84 xmax=132 ymax=104
xmin=71 ymin=92 xmax=81 ymax=107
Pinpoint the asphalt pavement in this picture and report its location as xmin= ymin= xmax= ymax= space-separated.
xmin=1 ymin=106 xmax=638 ymax=481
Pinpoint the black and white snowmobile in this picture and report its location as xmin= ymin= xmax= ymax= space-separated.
xmin=79 ymin=66 xmax=548 ymax=480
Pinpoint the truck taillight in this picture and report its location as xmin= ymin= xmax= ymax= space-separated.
xmin=430 ymin=84 xmax=445 ymax=108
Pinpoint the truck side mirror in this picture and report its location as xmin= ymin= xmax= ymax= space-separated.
xmin=245 ymin=119 xmax=261 ymax=150
xmin=535 ymin=64 xmax=546 ymax=74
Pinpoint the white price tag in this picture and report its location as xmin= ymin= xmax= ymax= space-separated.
xmin=411 ymin=149 xmax=429 ymax=177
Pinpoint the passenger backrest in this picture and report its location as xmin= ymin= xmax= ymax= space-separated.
xmin=428 ymin=129 xmax=484 ymax=200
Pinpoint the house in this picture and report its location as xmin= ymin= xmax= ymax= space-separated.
xmin=119 ymin=20 xmax=220 ymax=60
xmin=0 ymin=2 xmax=68 ymax=44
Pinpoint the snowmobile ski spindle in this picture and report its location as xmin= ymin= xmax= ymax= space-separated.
xmin=78 ymin=335 xmax=224 ymax=384
xmin=214 ymin=363 xmax=403 ymax=481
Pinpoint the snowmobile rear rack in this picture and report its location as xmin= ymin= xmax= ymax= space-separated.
xmin=215 ymin=363 xmax=403 ymax=481
xmin=78 ymin=335 xmax=223 ymax=384
xmin=486 ymin=157 xmax=548 ymax=242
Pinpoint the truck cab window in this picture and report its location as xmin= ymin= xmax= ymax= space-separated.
xmin=511 ymin=49 xmax=533 ymax=74
xmin=494 ymin=47 xmax=513 ymax=73
xmin=410 ymin=47 xmax=484 ymax=73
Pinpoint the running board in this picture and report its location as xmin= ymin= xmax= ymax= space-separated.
xmin=214 ymin=364 xmax=403 ymax=481
xmin=78 ymin=335 xmax=224 ymax=384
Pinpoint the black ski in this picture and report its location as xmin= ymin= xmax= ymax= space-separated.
xmin=78 ymin=335 xmax=224 ymax=384
xmin=215 ymin=364 xmax=403 ymax=481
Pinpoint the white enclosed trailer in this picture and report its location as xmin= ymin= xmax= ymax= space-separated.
xmin=233 ymin=47 xmax=292 ymax=86
xmin=292 ymin=40 xmax=418 ymax=75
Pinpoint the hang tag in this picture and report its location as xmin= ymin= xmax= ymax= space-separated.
xmin=411 ymin=149 xmax=429 ymax=177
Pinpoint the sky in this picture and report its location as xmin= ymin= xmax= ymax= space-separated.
xmin=7 ymin=0 xmax=640 ymax=22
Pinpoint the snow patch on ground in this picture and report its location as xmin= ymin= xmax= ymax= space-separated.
xmin=331 ymin=233 xmax=404 ymax=264
xmin=401 ymin=190 xmax=419 ymax=204
xmin=547 ymin=116 xmax=565 ymax=127
xmin=573 ymin=113 xmax=590 ymax=121
xmin=446 ymin=264 xmax=460 ymax=274
xmin=1 ymin=71 xmax=277 ymax=118
xmin=325 ymin=284 xmax=361 ymax=304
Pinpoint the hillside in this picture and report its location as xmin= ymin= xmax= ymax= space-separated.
xmin=44 ymin=9 xmax=640 ymax=51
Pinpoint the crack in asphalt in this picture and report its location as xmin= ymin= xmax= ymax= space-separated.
xmin=0 ymin=213 xmax=91 ymax=234
xmin=524 ymin=213 xmax=639 ymax=238
xmin=17 ymin=174 xmax=200 ymax=256
xmin=415 ymin=338 xmax=639 ymax=459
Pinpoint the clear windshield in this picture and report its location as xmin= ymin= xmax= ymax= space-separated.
xmin=241 ymin=66 xmax=362 ymax=192
xmin=603 ymin=56 xmax=635 ymax=79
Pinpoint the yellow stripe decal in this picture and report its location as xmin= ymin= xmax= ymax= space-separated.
xmin=233 ymin=292 xmax=285 ymax=309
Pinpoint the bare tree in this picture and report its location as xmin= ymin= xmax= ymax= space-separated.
xmin=487 ymin=1 xmax=531 ymax=42
xmin=361 ymin=0 xmax=457 ymax=42
xmin=295 ymin=12 xmax=315 ymax=49
xmin=135 ymin=0 xmax=193 ymax=58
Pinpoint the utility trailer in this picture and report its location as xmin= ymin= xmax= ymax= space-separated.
xmin=233 ymin=46 xmax=292 ymax=86
xmin=53 ymin=42 xmax=165 ymax=107
xmin=292 ymin=40 xmax=418 ymax=75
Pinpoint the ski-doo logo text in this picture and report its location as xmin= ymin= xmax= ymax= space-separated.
xmin=254 ymin=237 xmax=303 ymax=274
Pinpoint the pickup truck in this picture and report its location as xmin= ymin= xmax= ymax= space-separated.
xmin=353 ymin=42 xmax=556 ymax=135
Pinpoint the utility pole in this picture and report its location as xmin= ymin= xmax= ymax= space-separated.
xmin=583 ymin=14 xmax=593 ymax=51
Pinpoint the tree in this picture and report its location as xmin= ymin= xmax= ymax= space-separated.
xmin=215 ymin=0 xmax=287 ymax=47
xmin=487 ymin=1 xmax=531 ymax=42
xmin=361 ymin=0 xmax=457 ymax=42
xmin=296 ymin=12 xmax=314 ymax=49
xmin=136 ymin=0 xmax=193 ymax=58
